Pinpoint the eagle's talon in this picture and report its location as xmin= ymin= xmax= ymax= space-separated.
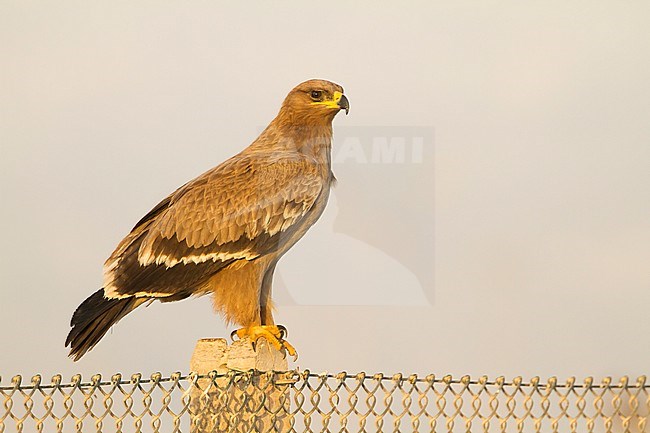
xmin=282 ymin=339 xmax=298 ymax=361
xmin=233 ymin=325 xmax=297 ymax=360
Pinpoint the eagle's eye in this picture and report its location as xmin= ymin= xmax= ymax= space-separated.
xmin=310 ymin=90 xmax=323 ymax=100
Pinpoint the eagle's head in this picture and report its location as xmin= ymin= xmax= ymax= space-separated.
xmin=280 ymin=79 xmax=349 ymax=124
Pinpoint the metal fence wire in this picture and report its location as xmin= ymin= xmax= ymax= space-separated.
xmin=0 ymin=371 xmax=648 ymax=433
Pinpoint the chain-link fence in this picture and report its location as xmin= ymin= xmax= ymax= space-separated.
xmin=1 ymin=371 xmax=648 ymax=433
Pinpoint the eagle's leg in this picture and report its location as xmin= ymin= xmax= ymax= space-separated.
xmin=233 ymin=262 xmax=297 ymax=359
xmin=233 ymin=325 xmax=297 ymax=359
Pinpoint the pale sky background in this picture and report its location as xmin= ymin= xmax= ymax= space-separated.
xmin=1 ymin=2 xmax=649 ymax=383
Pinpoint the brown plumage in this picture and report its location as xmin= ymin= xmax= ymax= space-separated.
xmin=66 ymin=79 xmax=349 ymax=360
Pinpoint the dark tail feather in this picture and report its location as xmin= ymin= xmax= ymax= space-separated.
xmin=65 ymin=288 xmax=142 ymax=361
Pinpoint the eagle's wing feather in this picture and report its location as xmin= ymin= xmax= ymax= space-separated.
xmin=103 ymin=154 xmax=323 ymax=298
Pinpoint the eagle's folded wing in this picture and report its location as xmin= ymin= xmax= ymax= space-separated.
xmin=103 ymin=155 xmax=323 ymax=299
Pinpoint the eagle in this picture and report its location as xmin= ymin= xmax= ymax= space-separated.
xmin=65 ymin=79 xmax=349 ymax=361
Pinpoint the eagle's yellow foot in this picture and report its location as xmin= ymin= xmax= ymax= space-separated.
xmin=231 ymin=325 xmax=297 ymax=360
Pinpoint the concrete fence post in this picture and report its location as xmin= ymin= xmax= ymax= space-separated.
xmin=189 ymin=338 xmax=292 ymax=433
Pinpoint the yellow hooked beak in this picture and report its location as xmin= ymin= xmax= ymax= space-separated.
xmin=311 ymin=91 xmax=350 ymax=115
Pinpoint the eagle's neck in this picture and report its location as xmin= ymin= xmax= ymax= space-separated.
xmin=252 ymin=111 xmax=334 ymax=169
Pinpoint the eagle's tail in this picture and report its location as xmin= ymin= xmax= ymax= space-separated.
xmin=65 ymin=288 xmax=143 ymax=361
